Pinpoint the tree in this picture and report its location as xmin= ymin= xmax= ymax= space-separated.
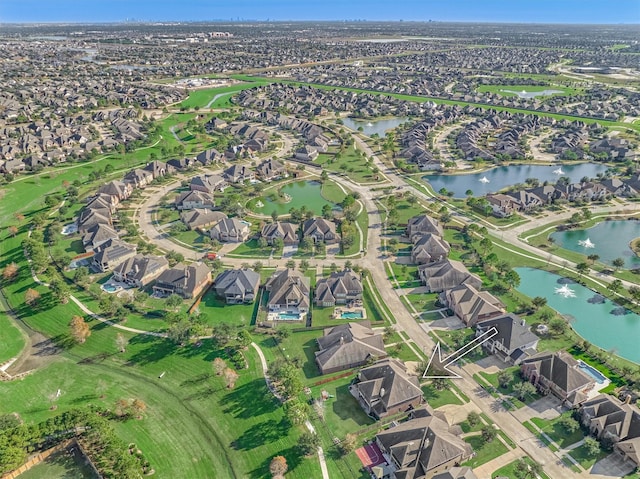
xmin=576 ymin=262 xmax=590 ymax=276
xmin=584 ymin=437 xmax=601 ymax=456
xmin=512 ymin=381 xmax=536 ymax=400
xmin=166 ymin=294 xmax=183 ymax=310
xmin=270 ymin=210 xmax=279 ymax=222
xmin=50 ymin=277 xmax=70 ymax=304
xmin=587 ymin=254 xmax=600 ymax=265
xmin=275 ymin=327 xmax=290 ymax=343
xmin=257 ymin=237 xmax=268 ymax=249
xmin=299 ymin=259 xmax=310 ymax=272
xmin=612 ymin=257 xmax=625 ymax=272
xmin=480 ymin=425 xmax=497 ymax=443
xmin=213 ymin=357 xmax=226 ymax=376
xmin=70 ymin=316 xmax=91 ymax=344
xmin=629 ymin=286 xmax=640 ymax=303
xmin=549 ymin=318 xmax=568 ymax=336
xmin=531 ymin=296 xmax=547 ymax=311
xmin=608 ymin=279 xmax=623 ymax=294
xmin=467 ymin=411 xmax=481 ymax=427
xmin=505 ymin=269 xmax=520 ymax=289
xmin=115 ymin=332 xmax=128 ymax=353
xmin=223 ymin=368 xmax=239 ymax=389
xmin=24 ymin=288 xmax=40 ymax=306
xmin=341 ymin=433 xmax=358 ymax=455
xmin=497 ymin=370 xmax=512 ymax=389
xmin=299 ymin=432 xmax=320 ymax=456
xmin=269 ymin=456 xmax=288 ymax=478
xmin=7 ymin=225 xmax=18 ymax=237
xmin=2 ymin=262 xmax=18 ymax=282
xmin=479 ymin=237 xmax=493 ymax=255
xmin=285 ymin=259 xmax=295 ymax=270
xmin=284 ymin=399 xmax=309 ymax=425
xmin=558 ymin=415 xmax=579 ymax=433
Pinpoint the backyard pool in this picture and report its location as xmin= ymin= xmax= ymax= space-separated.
xmin=101 ymin=284 xmax=122 ymax=294
xmin=578 ymin=360 xmax=607 ymax=384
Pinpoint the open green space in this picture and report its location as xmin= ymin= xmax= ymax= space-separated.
xmin=315 ymin=147 xmax=379 ymax=184
xmin=491 ymin=457 xmax=551 ymax=479
xmin=421 ymin=383 xmax=463 ymax=409
xmin=0 ymin=311 xmax=26 ymax=364
xmin=568 ymin=443 xmax=609 ymax=470
xmin=179 ymin=81 xmax=269 ymax=109
xmin=199 ymin=288 xmax=259 ymax=327
xmin=227 ymin=238 xmax=281 ymax=258
xmin=476 ymin=84 xmax=580 ymax=98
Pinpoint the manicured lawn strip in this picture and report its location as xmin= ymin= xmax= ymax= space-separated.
xmin=388 ymin=342 xmax=421 ymax=362
xmin=568 ymin=443 xmax=608 ymax=470
xmin=228 ymin=238 xmax=283 ymax=258
xmin=522 ymin=421 xmax=558 ymax=452
xmin=275 ymin=330 xmax=323 ymax=381
xmin=199 ymin=289 xmax=258 ymax=328
xmin=179 ymin=82 xmax=268 ymax=109
xmin=362 ymin=278 xmax=391 ymax=324
xmin=320 ymin=180 xmax=348 ymax=204
xmin=388 ymin=262 xmax=419 ymax=287
xmin=492 ymin=457 xmax=551 ymax=479
xmin=461 ymin=435 xmax=509 ymax=468
xmin=476 ymin=84 xmax=579 ymax=98
xmin=422 ymin=383 xmax=463 ymax=409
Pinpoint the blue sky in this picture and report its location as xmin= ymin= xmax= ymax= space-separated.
xmin=1 ymin=0 xmax=639 ymax=23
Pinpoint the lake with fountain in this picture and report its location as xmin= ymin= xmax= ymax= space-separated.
xmin=550 ymin=220 xmax=640 ymax=269
xmin=424 ymin=162 xmax=608 ymax=198
xmin=515 ymin=267 xmax=640 ymax=363
xmin=342 ymin=117 xmax=409 ymax=138
xmin=248 ymin=180 xmax=340 ymax=216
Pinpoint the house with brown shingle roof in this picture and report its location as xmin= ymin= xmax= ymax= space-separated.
xmin=112 ymin=254 xmax=169 ymax=288
xmin=180 ymin=209 xmax=227 ymax=231
xmin=265 ymin=269 xmax=310 ymax=314
xmin=261 ymin=221 xmax=299 ymax=245
xmin=375 ymin=406 xmax=473 ymax=478
xmin=315 ymin=321 xmax=386 ymax=375
xmin=441 ymin=284 xmax=505 ymax=327
xmin=152 ymin=262 xmax=211 ymax=299
xmin=411 ymin=233 xmax=450 ymax=265
xmin=406 ymin=214 xmax=443 ymax=242
xmin=521 ymin=351 xmax=596 ymax=407
xmin=302 ymin=217 xmax=339 ymax=244
xmin=418 ymin=259 xmax=482 ymax=293
xmin=350 ymin=358 xmax=422 ymax=419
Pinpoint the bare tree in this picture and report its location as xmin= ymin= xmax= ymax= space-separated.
xmin=24 ymin=288 xmax=40 ymax=306
xmin=115 ymin=333 xmax=128 ymax=353
xmin=269 ymin=456 xmax=288 ymax=478
xmin=213 ymin=357 xmax=226 ymax=376
xmin=69 ymin=315 xmax=91 ymax=344
xmin=223 ymin=368 xmax=239 ymax=389
xmin=2 ymin=262 xmax=18 ymax=282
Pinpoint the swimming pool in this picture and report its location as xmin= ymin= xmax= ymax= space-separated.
xmin=578 ymin=361 xmax=607 ymax=384
xmin=102 ymin=284 xmax=121 ymax=293
xmin=341 ymin=311 xmax=364 ymax=319
xmin=278 ymin=312 xmax=301 ymax=321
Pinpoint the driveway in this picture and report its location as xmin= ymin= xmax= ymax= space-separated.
xmin=590 ymin=453 xmax=636 ymax=477
xmin=512 ymin=395 xmax=563 ymax=422
xmin=282 ymin=244 xmax=298 ymax=258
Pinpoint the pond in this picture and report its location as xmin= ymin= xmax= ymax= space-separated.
xmin=515 ymin=267 xmax=640 ymax=364
xmin=342 ymin=117 xmax=409 ymax=138
xmin=424 ymin=162 xmax=609 ymax=198
xmin=550 ymin=220 xmax=640 ymax=269
xmin=248 ymin=180 xmax=339 ymax=216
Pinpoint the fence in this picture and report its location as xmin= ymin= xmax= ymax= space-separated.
xmin=2 ymin=440 xmax=74 ymax=479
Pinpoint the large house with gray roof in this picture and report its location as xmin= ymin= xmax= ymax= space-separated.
xmin=315 ymin=321 xmax=386 ymax=375
xmin=209 ymin=217 xmax=250 ymax=243
xmin=406 ymin=214 xmax=443 ymax=242
xmin=314 ymin=269 xmax=363 ymax=307
xmin=302 ymin=217 xmax=339 ymax=244
xmin=350 ymin=358 xmax=422 ymax=419
xmin=92 ymin=238 xmax=137 ymax=273
xmin=411 ymin=233 xmax=450 ymax=265
xmin=475 ymin=314 xmax=539 ymax=365
xmin=418 ymin=259 xmax=482 ymax=293
xmin=441 ymin=284 xmax=505 ymax=327
xmin=213 ymin=269 xmax=260 ymax=305
xmin=261 ymin=221 xmax=299 ymax=245
xmin=521 ymin=350 xmax=596 ymax=407
xmin=180 ymin=209 xmax=227 ymax=231
xmin=152 ymin=262 xmax=211 ymax=299
xmin=112 ymin=254 xmax=169 ymax=288
xmin=264 ymin=269 xmax=310 ymax=314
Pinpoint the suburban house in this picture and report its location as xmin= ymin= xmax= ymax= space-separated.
xmin=195 ymin=148 xmax=222 ymax=166
xmin=82 ymin=223 xmax=119 ymax=252
xmin=521 ymin=351 xmax=596 ymax=407
xmin=580 ymin=394 xmax=640 ymax=468
xmin=143 ymin=160 xmax=174 ymax=179
xmin=76 ymin=208 xmax=112 ymax=234
xmin=190 ymin=174 xmax=227 ymax=194
xmin=96 ymin=180 xmax=132 ymax=204
xmin=314 ymin=269 xmax=363 ymax=307
xmin=92 ymin=238 xmax=137 ymax=273
xmin=123 ymin=168 xmax=154 ymax=189
xmin=375 ymin=407 xmax=473 ymax=478
xmin=302 ymin=217 xmax=340 ymax=244
xmin=432 ymin=468 xmax=478 ymax=479
xmin=441 ymin=284 xmax=505 ymax=327
xmin=411 ymin=233 xmax=451 ymax=265
xmin=475 ymin=315 xmax=539 ymax=364
xmin=260 ymin=221 xmax=299 ymax=245
xmin=180 ymin=209 xmax=227 ymax=231
xmin=406 ymin=214 xmax=443 ymax=242
xmin=350 ymin=358 xmax=423 ymax=419
xmin=213 ymin=269 xmax=260 ymax=305
xmin=167 ymin=158 xmax=193 ymax=171
xmin=175 ymin=190 xmax=215 ymax=210
xmin=255 ymin=158 xmax=287 ymax=181
xmin=209 ymin=217 xmax=251 ymax=243
xmin=111 ymin=254 xmax=169 ymax=288
xmin=294 ymin=145 xmax=319 ymax=162
xmin=264 ymin=269 xmax=311 ymax=313
xmin=486 ymin=193 xmax=521 ymax=218
xmin=315 ymin=322 xmax=386 ymax=375
xmin=418 ymin=259 xmax=482 ymax=293
xmin=223 ymin=164 xmax=255 ymax=184
xmin=152 ymin=262 xmax=212 ymax=299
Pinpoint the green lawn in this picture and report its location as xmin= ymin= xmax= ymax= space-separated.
xmin=16 ymin=450 xmax=96 ymax=479
xmin=179 ymin=82 xmax=268 ymax=109
xmin=309 ymin=374 xmax=375 ymax=440
xmin=388 ymin=342 xmax=421 ymax=362
xmin=199 ymin=288 xmax=259 ymax=328
xmin=0 ymin=311 xmax=25 ymax=364
xmin=388 ymin=262 xmax=419 ymax=288
xmin=270 ymin=330 xmax=323 ymax=381
xmin=402 ymin=293 xmax=439 ymax=314
xmin=531 ymin=413 xmax=585 ymax=448
xmin=228 ymin=239 xmax=282 ymax=258
xmin=462 ymin=435 xmax=509 ymax=468
xmin=422 ymin=383 xmax=464 ymax=408
xmin=476 ymin=84 xmax=579 ymax=98
xmin=321 ymin=181 xmax=347 ymax=205
xmin=568 ymin=443 xmax=609 ymax=470
xmin=315 ymin=148 xmax=378 ymax=184
xmin=492 ymin=457 xmax=551 ymax=479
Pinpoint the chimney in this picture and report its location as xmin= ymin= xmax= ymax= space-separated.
xmin=340 ymin=335 xmax=344 ymax=345
xmin=521 ymin=319 xmax=526 ymax=327
xmin=625 ymin=394 xmax=632 ymax=405
xmin=380 ymin=387 xmax=385 ymax=398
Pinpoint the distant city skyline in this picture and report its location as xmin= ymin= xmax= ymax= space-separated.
xmin=1 ymin=0 xmax=639 ymax=24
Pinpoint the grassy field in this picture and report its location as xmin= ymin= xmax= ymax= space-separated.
xmin=568 ymin=443 xmax=608 ymax=470
xmin=16 ymin=450 xmax=96 ymax=479
xmin=179 ymin=81 xmax=268 ymax=109
xmin=0 ymin=308 xmax=26 ymax=364
xmin=491 ymin=457 xmax=551 ymax=479
xmin=316 ymin=148 xmax=379 ymax=184
xmin=476 ymin=84 xmax=580 ymax=98
xmin=462 ymin=435 xmax=509 ymax=468
xmin=421 ymin=383 xmax=463 ymax=409
xmin=531 ymin=413 xmax=585 ymax=448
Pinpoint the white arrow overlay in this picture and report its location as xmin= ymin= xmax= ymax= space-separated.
xmin=422 ymin=327 xmax=498 ymax=379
